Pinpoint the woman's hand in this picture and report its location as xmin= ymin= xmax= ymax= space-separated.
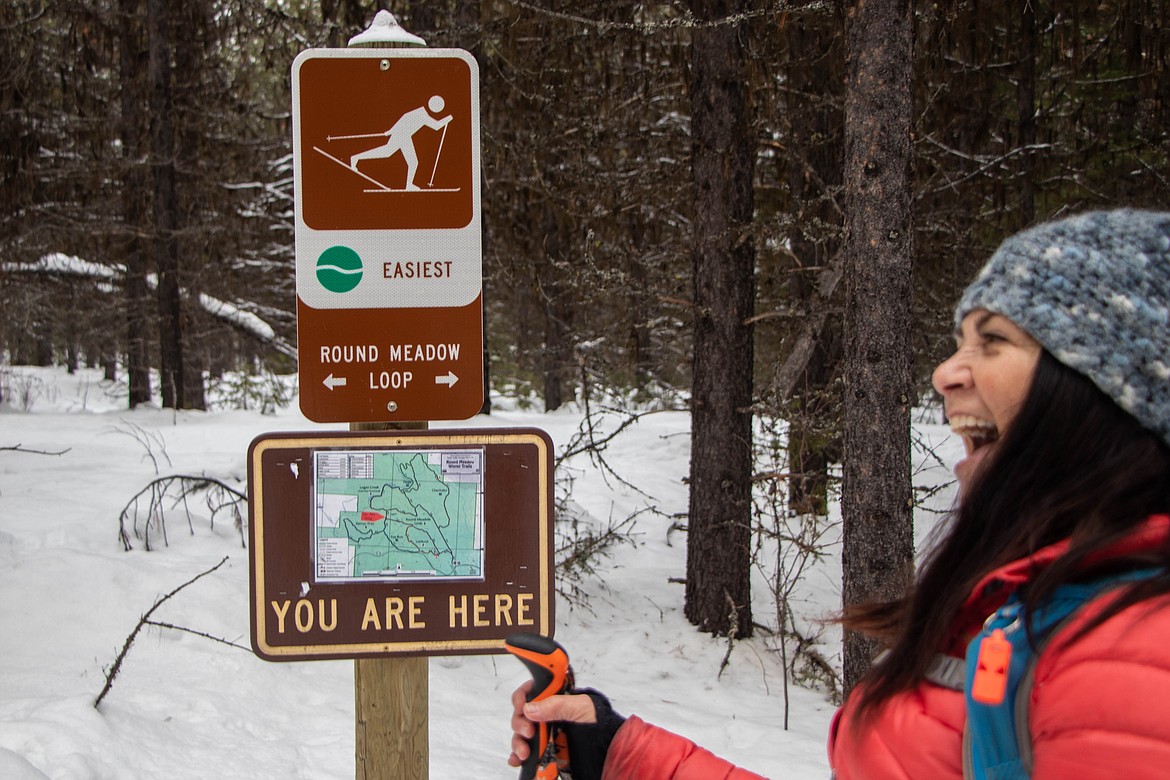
xmin=507 ymin=679 xmax=599 ymax=767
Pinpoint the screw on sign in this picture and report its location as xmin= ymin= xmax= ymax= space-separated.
xmin=292 ymin=48 xmax=484 ymax=423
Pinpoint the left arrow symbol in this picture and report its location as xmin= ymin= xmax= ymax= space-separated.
xmin=323 ymin=373 xmax=347 ymax=391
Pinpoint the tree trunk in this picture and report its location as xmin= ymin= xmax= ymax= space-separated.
xmin=148 ymin=0 xmax=184 ymax=409
xmin=175 ymin=1 xmax=207 ymax=411
xmin=684 ymin=0 xmax=755 ymax=638
xmin=1017 ymin=1 xmax=1037 ymax=226
xmin=841 ymin=0 xmax=915 ymax=693
xmin=120 ymin=0 xmax=153 ymax=407
xmin=783 ymin=8 xmax=845 ymax=517
xmin=539 ymin=203 xmax=571 ymax=413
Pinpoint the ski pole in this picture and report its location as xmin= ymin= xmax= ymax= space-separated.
xmin=326 ymin=132 xmax=387 ymax=141
xmin=428 ymin=121 xmax=450 ymax=187
xmin=505 ymin=633 xmax=574 ymax=780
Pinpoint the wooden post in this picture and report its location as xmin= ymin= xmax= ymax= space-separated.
xmin=346 ymin=12 xmax=431 ymax=780
xmin=355 ymin=655 xmax=429 ymax=780
xmin=351 ymin=420 xmax=429 ymax=780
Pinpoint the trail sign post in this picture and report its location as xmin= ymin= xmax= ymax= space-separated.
xmin=279 ymin=15 xmax=512 ymax=780
xmin=292 ymin=47 xmax=483 ymax=423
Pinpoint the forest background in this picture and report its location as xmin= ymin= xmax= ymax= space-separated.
xmin=3 ymin=0 xmax=1169 ymax=694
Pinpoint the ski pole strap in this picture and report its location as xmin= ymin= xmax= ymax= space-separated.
xmin=561 ymin=689 xmax=626 ymax=780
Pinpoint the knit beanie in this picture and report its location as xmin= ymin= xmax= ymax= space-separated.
xmin=956 ymin=208 xmax=1170 ymax=448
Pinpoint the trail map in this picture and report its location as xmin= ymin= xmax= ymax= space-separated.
xmin=313 ymin=448 xmax=485 ymax=582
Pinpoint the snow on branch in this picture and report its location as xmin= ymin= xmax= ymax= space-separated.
xmin=4 ymin=253 xmax=296 ymax=358
xmin=26 ymin=252 xmax=120 ymax=280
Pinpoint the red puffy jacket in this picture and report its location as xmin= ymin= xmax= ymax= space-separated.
xmin=602 ymin=516 xmax=1170 ymax=780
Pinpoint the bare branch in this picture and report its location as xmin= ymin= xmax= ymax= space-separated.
xmin=142 ymin=620 xmax=250 ymax=652
xmin=1 ymin=443 xmax=71 ymax=456
xmin=119 ymin=475 xmax=248 ymax=551
xmin=94 ymin=556 xmax=230 ymax=709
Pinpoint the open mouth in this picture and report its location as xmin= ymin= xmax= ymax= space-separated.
xmin=949 ymin=414 xmax=999 ymax=453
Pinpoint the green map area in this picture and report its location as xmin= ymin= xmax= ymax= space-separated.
xmin=313 ymin=449 xmax=484 ymax=581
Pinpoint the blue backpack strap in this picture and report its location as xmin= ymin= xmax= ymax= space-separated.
xmin=961 ymin=569 xmax=1160 ymax=780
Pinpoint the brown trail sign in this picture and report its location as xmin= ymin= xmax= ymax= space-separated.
xmin=293 ymin=49 xmax=483 ymax=423
xmin=247 ymin=428 xmax=554 ymax=661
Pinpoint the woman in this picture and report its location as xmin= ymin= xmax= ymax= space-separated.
xmin=508 ymin=209 xmax=1170 ymax=779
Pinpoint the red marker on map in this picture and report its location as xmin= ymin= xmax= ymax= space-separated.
xmin=360 ymin=511 xmax=383 ymax=522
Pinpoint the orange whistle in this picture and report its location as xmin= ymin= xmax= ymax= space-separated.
xmin=971 ymin=628 xmax=1012 ymax=705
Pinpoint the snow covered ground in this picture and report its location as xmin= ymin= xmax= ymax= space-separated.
xmin=0 ymin=365 xmax=960 ymax=779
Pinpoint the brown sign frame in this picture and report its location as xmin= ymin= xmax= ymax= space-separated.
xmin=247 ymin=428 xmax=554 ymax=661
xmin=292 ymin=48 xmax=484 ymax=424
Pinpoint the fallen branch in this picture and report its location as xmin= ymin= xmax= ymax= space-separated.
xmin=118 ymin=475 xmax=247 ymax=551
xmin=1 ymin=443 xmax=71 ymax=456
xmin=144 ymin=620 xmax=250 ymax=652
xmin=94 ymin=556 xmax=229 ymax=709
xmin=717 ymin=589 xmax=741 ymax=678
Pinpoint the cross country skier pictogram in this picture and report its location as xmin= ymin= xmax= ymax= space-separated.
xmin=340 ymin=95 xmax=453 ymax=191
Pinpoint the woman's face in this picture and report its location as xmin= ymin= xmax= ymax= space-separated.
xmin=932 ymin=309 xmax=1042 ymax=491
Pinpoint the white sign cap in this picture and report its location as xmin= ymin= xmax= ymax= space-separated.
xmin=348 ymin=10 xmax=426 ymax=48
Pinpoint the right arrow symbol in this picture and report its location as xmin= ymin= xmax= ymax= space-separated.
xmin=435 ymin=371 xmax=459 ymax=388
xmin=323 ymin=373 xmax=348 ymax=391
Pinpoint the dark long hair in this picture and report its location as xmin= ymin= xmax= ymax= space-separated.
xmin=846 ymin=350 xmax=1170 ymax=715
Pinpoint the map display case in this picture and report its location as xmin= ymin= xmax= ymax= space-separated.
xmin=247 ymin=428 xmax=553 ymax=660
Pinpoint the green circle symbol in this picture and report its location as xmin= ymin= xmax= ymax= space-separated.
xmin=316 ymin=246 xmax=363 ymax=293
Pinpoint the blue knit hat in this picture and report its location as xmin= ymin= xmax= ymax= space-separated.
xmin=956 ymin=209 xmax=1170 ymax=448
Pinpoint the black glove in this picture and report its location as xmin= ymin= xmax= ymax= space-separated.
xmin=560 ymin=688 xmax=626 ymax=780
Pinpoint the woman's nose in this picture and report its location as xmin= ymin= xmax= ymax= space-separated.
xmin=931 ymin=350 xmax=969 ymax=396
